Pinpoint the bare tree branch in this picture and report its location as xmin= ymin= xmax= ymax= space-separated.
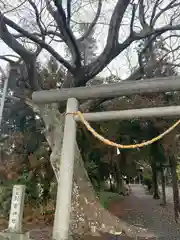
xmin=1 ymin=13 xmax=74 ymax=72
xmin=28 ymin=0 xmax=45 ymax=38
xmin=139 ymin=0 xmax=148 ymax=29
xmin=27 ymin=0 xmax=46 ymax=56
xmin=0 ymin=13 xmax=42 ymax=90
xmin=67 ymin=0 xmax=72 ymax=25
xmin=3 ymin=0 xmax=27 ymax=15
xmin=83 ymin=0 xmax=131 ymax=85
xmin=78 ymin=0 xmax=102 ymax=42
xmin=70 ymin=0 xmax=180 ymax=86
xmin=46 ymin=0 xmax=81 ymax=67
xmin=135 ymin=23 xmax=180 ymax=39
xmin=151 ymin=0 xmax=178 ymax=27
xmin=130 ymin=3 xmax=136 ymax=35
xmin=150 ymin=0 xmax=161 ymax=26
xmin=13 ymin=30 xmax=62 ymax=40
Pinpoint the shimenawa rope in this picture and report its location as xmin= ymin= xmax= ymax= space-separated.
xmin=70 ymin=111 xmax=180 ymax=149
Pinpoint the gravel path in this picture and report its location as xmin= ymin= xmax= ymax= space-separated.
xmin=109 ymin=184 xmax=180 ymax=239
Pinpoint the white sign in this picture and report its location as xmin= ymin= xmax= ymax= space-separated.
xmin=8 ymin=185 xmax=25 ymax=233
xmin=116 ymin=148 xmax=120 ymax=155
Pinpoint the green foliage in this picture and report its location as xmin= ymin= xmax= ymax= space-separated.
xmin=18 ymin=168 xmax=41 ymax=204
xmin=0 ymin=168 xmax=42 ymax=217
xmin=0 ymin=57 xmax=57 ymax=215
xmin=143 ymin=174 xmax=153 ymax=189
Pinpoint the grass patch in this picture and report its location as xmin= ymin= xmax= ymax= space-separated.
xmin=99 ymin=191 xmax=124 ymax=209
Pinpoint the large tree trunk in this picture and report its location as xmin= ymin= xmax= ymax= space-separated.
xmin=72 ymin=144 xmax=154 ymax=237
xmin=151 ymin=163 xmax=160 ymax=199
xmin=169 ymin=155 xmax=180 ymax=222
xmin=37 ymin=103 xmax=155 ymax=238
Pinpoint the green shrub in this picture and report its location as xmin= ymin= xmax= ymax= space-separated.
xmin=143 ymin=174 xmax=153 ymax=190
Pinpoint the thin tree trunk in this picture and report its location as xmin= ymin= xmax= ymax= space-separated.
xmin=42 ymin=180 xmax=51 ymax=205
xmin=151 ymin=163 xmax=160 ymax=199
xmin=169 ymin=155 xmax=180 ymax=223
xmin=160 ymin=165 xmax=166 ymax=206
xmin=109 ymin=150 xmax=115 ymax=192
xmin=115 ymin=170 xmax=124 ymax=194
xmin=109 ymin=176 xmax=114 ymax=192
xmin=114 ymin=160 xmax=126 ymax=195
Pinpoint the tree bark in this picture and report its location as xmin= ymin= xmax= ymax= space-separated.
xmin=169 ymin=155 xmax=180 ymax=222
xmin=36 ymin=103 xmax=155 ymax=238
xmin=72 ymin=143 xmax=154 ymax=237
xmin=160 ymin=165 xmax=166 ymax=206
xmin=151 ymin=163 xmax=160 ymax=199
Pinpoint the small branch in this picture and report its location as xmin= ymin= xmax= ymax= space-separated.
xmin=130 ymin=4 xmax=136 ymax=35
xmin=27 ymin=0 xmax=44 ymax=57
xmin=50 ymin=0 xmax=81 ymax=67
xmin=151 ymin=0 xmax=178 ymax=27
xmin=0 ymin=55 xmax=19 ymax=64
xmin=78 ymin=0 xmax=102 ymax=42
xmin=150 ymin=0 xmax=161 ymax=26
xmin=67 ymin=0 xmax=72 ymax=25
xmin=139 ymin=0 xmax=148 ymax=29
xmin=135 ymin=24 xmax=180 ymax=39
xmin=13 ymin=30 xmax=63 ymax=40
xmin=3 ymin=0 xmax=27 ymax=15
xmin=165 ymin=62 xmax=180 ymax=68
xmin=28 ymin=0 xmax=45 ymax=39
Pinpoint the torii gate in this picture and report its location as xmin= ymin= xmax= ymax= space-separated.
xmin=32 ymin=76 xmax=180 ymax=240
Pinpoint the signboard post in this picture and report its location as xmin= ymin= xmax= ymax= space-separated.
xmin=8 ymin=185 xmax=26 ymax=233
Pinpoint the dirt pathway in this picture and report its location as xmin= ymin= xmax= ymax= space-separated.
xmin=108 ymin=184 xmax=180 ymax=239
